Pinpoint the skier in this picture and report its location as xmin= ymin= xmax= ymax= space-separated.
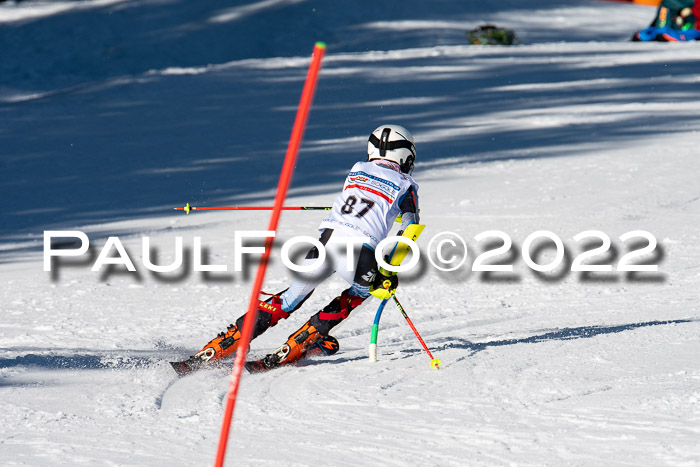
xmin=172 ymin=124 xmax=420 ymax=374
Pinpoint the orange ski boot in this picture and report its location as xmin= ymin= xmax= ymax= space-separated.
xmin=193 ymin=323 xmax=242 ymax=363
xmin=170 ymin=323 xmax=241 ymax=376
xmin=171 ymin=294 xmax=289 ymax=376
xmin=246 ymin=320 xmax=338 ymax=372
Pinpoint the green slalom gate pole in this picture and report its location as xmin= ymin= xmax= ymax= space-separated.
xmin=367 ymin=224 xmax=425 ymax=363
xmin=368 ymin=299 xmax=389 ymax=362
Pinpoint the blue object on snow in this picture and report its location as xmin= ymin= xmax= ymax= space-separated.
xmin=636 ymin=25 xmax=700 ymax=41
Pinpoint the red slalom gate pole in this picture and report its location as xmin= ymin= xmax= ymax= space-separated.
xmin=214 ymin=42 xmax=326 ymax=467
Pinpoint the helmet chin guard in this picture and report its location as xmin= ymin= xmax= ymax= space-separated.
xmin=367 ymin=124 xmax=416 ymax=174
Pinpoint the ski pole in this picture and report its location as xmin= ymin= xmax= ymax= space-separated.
xmin=175 ymin=203 xmax=411 ymax=224
xmin=174 ymin=203 xmax=331 ymax=214
xmin=176 ymin=204 xmax=420 ymax=214
xmin=392 ymin=295 xmax=441 ymax=369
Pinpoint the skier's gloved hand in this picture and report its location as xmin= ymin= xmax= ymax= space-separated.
xmin=369 ymin=268 xmax=398 ymax=300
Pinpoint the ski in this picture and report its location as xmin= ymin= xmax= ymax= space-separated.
xmin=244 ymin=335 xmax=339 ymax=374
xmin=170 ymin=335 xmax=339 ymax=376
xmin=169 ymin=355 xmax=212 ymax=377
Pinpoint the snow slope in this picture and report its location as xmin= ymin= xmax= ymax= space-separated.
xmin=1 ymin=0 xmax=699 ymax=465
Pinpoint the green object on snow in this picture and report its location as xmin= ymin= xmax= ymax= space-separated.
xmin=467 ymin=25 xmax=520 ymax=46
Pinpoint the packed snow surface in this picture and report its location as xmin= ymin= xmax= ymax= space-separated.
xmin=1 ymin=0 xmax=699 ymax=465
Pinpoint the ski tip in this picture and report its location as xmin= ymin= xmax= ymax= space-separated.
xmin=315 ymin=41 xmax=327 ymax=50
xmin=170 ymin=360 xmax=193 ymax=377
xmin=316 ymin=335 xmax=339 ymax=356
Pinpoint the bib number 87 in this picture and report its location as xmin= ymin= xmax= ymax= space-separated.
xmin=341 ymin=195 xmax=375 ymax=218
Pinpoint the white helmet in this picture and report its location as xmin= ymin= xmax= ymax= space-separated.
xmin=367 ymin=124 xmax=416 ymax=174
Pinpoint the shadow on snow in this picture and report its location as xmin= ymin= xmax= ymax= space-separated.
xmin=425 ymin=318 xmax=696 ymax=360
xmin=2 ymin=0 xmax=698 ymax=258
